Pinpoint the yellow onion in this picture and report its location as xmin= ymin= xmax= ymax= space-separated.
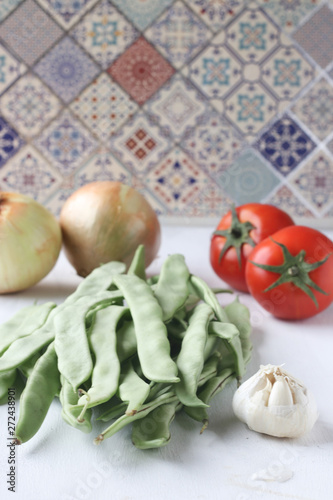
xmin=0 ymin=192 xmax=62 ymax=293
xmin=60 ymin=181 xmax=161 ymax=277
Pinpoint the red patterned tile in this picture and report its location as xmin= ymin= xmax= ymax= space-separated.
xmin=107 ymin=37 xmax=175 ymax=105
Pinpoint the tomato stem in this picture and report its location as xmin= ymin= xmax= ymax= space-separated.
xmin=250 ymin=238 xmax=330 ymax=308
xmin=213 ymin=205 xmax=256 ymax=268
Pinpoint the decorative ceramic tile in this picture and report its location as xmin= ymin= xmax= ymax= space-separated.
xmin=182 ymin=111 xmax=245 ymax=179
xmin=0 ymin=0 xmax=63 ymax=65
xmin=288 ymin=150 xmax=333 ymax=215
xmin=293 ymin=5 xmax=333 ymax=68
xmin=261 ymin=34 xmax=315 ymax=103
xmin=224 ymin=81 xmax=278 ymax=139
xmin=291 ymin=78 xmax=333 ymax=141
xmin=74 ymin=149 xmax=132 ymax=185
xmin=185 ymin=31 xmax=243 ymax=103
xmin=110 ymin=111 xmax=171 ymax=175
xmin=256 ymin=115 xmax=316 ymax=176
xmin=70 ymin=73 xmax=138 ymax=143
xmin=225 ymin=4 xmax=280 ymax=64
xmin=0 ymin=0 xmax=23 ymax=22
xmin=266 ymin=185 xmax=315 ymax=218
xmin=71 ymin=0 xmax=138 ymax=70
xmin=0 ymin=42 xmax=26 ymax=96
xmin=327 ymin=137 xmax=333 ymax=155
xmin=131 ymin=177 xmax=167 ymax=216
xmin=145 ymin=1 xmax=211 ymax=70
xmin=144 ymin=75 xmax=208 ymax=141
xmin=0 ymin=145 xmax=62 ymax=202
xmin=145 ymin=147 xmax=208 ymax=215
xmin=110 ymin=0 xmax=174 ymax=31
xmin=257 ymin=0 xmax=321 ymax=33
xmin=108 ymin=37 xmax=175 ymax=105
xmin=36 ymin=0 xmax=99 ymax=29
xmin=34 ymin=110 xmax=98 ymax=177
xmin=34 ymin=37 xmax=100 ymax=104
xmin=0 ymin=116 xmax=24 ymax=168
xmin=216 ymin=149 xmax=281 ymax=205
xmin=0 ymin=73 xmax=61 ymax=138
xmin=184 ymin=178 xmax=234 ymax=217
xmin=183 ymin=0 xmax=245 ymax=32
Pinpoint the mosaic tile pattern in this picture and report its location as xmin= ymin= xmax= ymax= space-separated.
xmin=0 ymin=0 xmax=333 ymax=225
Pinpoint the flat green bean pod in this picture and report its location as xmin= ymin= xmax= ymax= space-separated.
xmin=118 ymin=358 xmax=151 ymax=416
xmin=132 ymin=400 xmax=180 ymax=449
xmin=189 ymin=275 xmax=229 ymax=323
xmin=0 ymin=369 xmax=17 ymax=400
xmin=116 ymin=320 xmax=137 ymax=363
xmin=127 ymin=244 xmax=146 ymax=280
xmin=224 ymin=297 xmax=252 ymax=364
xmin=208 ymin=322 xmax=245 ymax=378
xmin=175 ymin=303 xmax=214 ymax=408
xmin=96 ymin=396 xmax=128 ymax=422
xmin=94 ymin=391 xmax=178 ymax=445
xmin=72 ymin=305 xmax=127 ymax=421
xmin=54 ymin=291 xmax=122 ymax=391
xmin=59 ymin=375 xmax=92 ymax=434
xmin=15 ymin=342 xmax=60 ymax=444
xmin=113 ymin=274 xmax=179 ymax=384
xmin=154 ymin=254 xmax=190 ymax=322
xmin=18 ymin=351 xmax=41 ymax=379
xmin=0 ymin=302 xmax=56 ymax=355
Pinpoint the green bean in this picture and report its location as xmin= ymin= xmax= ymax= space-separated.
xmin=118 ymin=358 xmax=151 ymax=416
xmin=54 ymin=291 xmax=122 ymax=391
xmin=225 ymin=297 xmax=252 ymax=364
xmin=94 ymin=391 xmax=178 ymax=445
xmin=73 ymin=305 xmax=127 ymax=421
xmin=96 ymin=396 xmax=128 ymax=422
xmin=175 ymin=303 xmax=214 ymax=408
xmin=132 ymin=400 xmax=180 ymax=449
xmin=113 ymin=274 xmax=179 ymax=383
xmin=18 ymin=352 xmax=41 ymax=379
xmin=184 ymin=367 xmax=235 ymax=432
xmin=189 ymin=275 xmax=229 ymax=323
xmin=59 ymin=375 xmax=92 ymax=433
xmin=127 ymin=244 xmax=146 ymax=280
xmin=15 ymin=342 xmax=60 ymax=444
xmin=154 ymin=254 xmax=190 ymax=322
xmin=0 ymin=326 xmax=54 ymax=373
xmin=208 ymin=322 xmax=245 ymax=378
xmin=0 ymin=369 xmax=17 ymax=400
xmin=0 ymin=302 xmax=56 ymax=355
xmin=198 ymin=351 xmax=221 ymax=386
xmin=66 ymin=261 xmax=126 ymax=302
xmin=116 ymin=320 xmax=137 ymax=363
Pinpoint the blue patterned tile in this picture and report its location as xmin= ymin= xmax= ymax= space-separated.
xmin=0 ymin=42 xmax=26 ymax=96
xmin=34 ymin=37 xmax=100 ymax=104
xmin=145 ymin=1 xmax=212 ymax=69
xmin=36 ymin=0 xmax=99 ymax=29
xmin=0 ymin=116 xmax=24 ymax=168
xmin=34 ymin=110 xmax=98 ymax=176
xmin=256 ymin=115 xmax=316 ymax=177
xmin=183 ymin=0 xmax=246 ymax=32
xmin=0 ymin=0 xmax=63 ymax=65
xmin=0 ymin=0 xmax=23 ymax=23
xmin=71 ymin=0 xmax=138 ymax=69
xmin=216 ymin=149 xmax=281 ymax=205
xmin=110 ymin=0 xmax=174 ymax=31
xmin=258 ymin=0 xmax=321 ymax=33
xmin=266 ymin=185 xmax=315 ymax=218
xmin=74 ymin=149 xmax=132 ymax=186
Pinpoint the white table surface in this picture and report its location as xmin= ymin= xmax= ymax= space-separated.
xmin=1 ymin=224 xmax=333 ymax=500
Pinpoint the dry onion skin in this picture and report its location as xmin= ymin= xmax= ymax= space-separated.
xmin=0 ymin=192 xmax=62 ymax=294
xmin=59 ymin=181 xmax=161 ymax=277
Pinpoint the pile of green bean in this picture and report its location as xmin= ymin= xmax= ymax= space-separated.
xmin=0 ymin=246 xmax=252 ymax=449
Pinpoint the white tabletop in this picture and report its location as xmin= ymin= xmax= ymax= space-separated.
xmin=1 ymin=224 xmax=332 ymax=500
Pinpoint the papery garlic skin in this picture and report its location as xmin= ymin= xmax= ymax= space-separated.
xmin=232 ymin=364 xmax=318 ymax=438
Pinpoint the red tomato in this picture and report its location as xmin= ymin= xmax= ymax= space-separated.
xmin=210 ymin=204 xmax=294 ymax=292
xmin=245 ymin=226 xmax=333 ymax=320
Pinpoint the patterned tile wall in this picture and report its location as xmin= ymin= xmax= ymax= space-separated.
xmin=1 ymin=0 xmax=333 ymax=225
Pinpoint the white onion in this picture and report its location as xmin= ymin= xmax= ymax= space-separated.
xmin=0 ymin=192 xmax=62 ymax=293
xmin=60 ymin=181 xmax=161 ymax=277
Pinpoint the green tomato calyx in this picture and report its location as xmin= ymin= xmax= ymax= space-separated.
xmin=213 ymin=205 xmax=256 ymax=268
xmin=250 ymin=239 xmax=330 ymax=308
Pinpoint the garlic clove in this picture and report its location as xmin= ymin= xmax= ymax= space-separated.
xmin=232 ymin=364 xmax=318 ymax=438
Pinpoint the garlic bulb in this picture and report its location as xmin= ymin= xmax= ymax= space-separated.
xmin=232 ymin=364 xmax=318 ymax=438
